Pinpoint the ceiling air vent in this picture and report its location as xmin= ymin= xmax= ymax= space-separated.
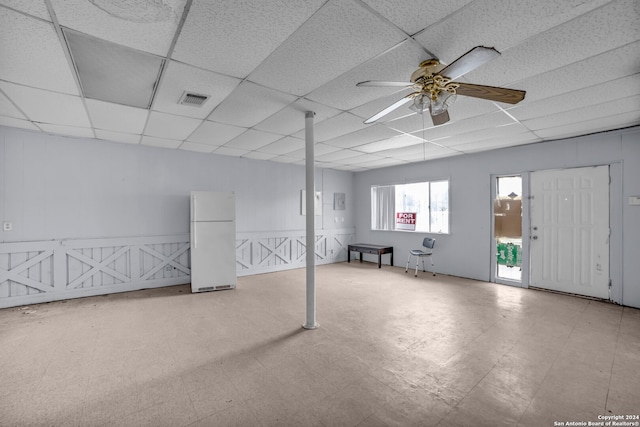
xmin=179 ymin=92 xmax=209 ymax=107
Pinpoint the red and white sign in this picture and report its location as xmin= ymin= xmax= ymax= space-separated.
xmin=396 ymin=212 xmax=416 ymax=231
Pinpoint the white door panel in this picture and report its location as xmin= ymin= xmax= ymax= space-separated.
xmin=530 ymin=166 xmax=609 ymax=299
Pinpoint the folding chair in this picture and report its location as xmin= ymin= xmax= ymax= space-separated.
xmin=405 ymin=237 xmax=436 ymax=277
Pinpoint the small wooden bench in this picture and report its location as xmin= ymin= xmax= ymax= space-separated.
xmin=347 ymin=244 xmax=394 ymax=268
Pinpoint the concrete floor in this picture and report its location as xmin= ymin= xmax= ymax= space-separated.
xmin=1 ymin=262 xmax=639 ymax=426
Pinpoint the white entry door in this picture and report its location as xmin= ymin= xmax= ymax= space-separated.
xmin=530 ymin=166 xmax=609 ymax=299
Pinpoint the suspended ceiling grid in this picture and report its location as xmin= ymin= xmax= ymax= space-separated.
xmin=0 ymin=0 xmax=639 ymax=171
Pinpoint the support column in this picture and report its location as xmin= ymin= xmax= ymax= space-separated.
xmin=303 ymin=111 xmax=318 ymax=330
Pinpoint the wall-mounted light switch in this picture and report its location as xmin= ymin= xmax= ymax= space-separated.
xmin=3 ymin=222 xmax=12 ymax=231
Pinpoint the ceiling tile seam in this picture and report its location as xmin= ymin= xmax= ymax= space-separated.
xmin=302 ymin=39 xmax=417 ymax=105
xmin=45 ymin=0 xmax=96 ymax=139
xmin=181 ymin=79 xmax=306 ymax=147
xmin=351 ymin=0 xmax=438 ymax=61
xmin=236 ymin=0 xmax=332 ymax=83
xmin=148 ymin=0 xmax=194 ymax=150
xmin=0 ymin=88 xmax=30 ymax=122
xmin=0 ymin=4 xmax=51 ymax=23
xmin=246 ymin=1 xmax=414 ymax=101
xmin=496 ymin=105 xmax=524 ymax=125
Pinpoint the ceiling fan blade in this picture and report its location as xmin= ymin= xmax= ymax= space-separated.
xmin=356 ymin=80 xmax=414 ymax=88
xmin=455 ymin=82 xmax=526 ymax=104
xmin=439 ymin=46 xmax=500 ymax=80
xmin=431 ymin=110 xmax=450 ymax=126
xmin=364 ymin=95 xmax=414 ymax=124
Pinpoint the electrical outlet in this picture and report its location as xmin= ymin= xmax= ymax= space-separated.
xmin=3 ymin=222 xmax=12 ymax=231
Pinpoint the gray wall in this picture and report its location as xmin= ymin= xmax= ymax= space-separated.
xmin=0 ymin=126 xmax=355 ymax=242
xmin=355 ymin=127 xmax=640 ymax=309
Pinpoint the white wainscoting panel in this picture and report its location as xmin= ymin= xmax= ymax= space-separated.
xmin=0 ymin=235 xmax=192 ymax=308
xmin=235 ymin=228 xmax=355 ymax=276
xmin=0 ymin=228 xmax=355 ymax=308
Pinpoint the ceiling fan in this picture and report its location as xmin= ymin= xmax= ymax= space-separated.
xmin=356 ymin=46 xmax=526 ymax=126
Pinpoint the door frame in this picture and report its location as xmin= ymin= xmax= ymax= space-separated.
xmin=490 ymin=173 xmax=530 ymax=288
xmin=490 ymin=163 xmax=622 ymax=305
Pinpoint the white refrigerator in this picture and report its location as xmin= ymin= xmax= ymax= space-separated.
xmin=190 ymin=191 xmax=236 ymax=293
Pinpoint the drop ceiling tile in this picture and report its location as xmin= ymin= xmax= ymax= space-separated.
xmin=355 ymin=134 xmax=425 ymax=154
xmin=0 ymin=82 xmax=90 ymax=127
xmin=375 ymin=143 xmax=459 ymax=161
xmin=454 ymin=131 xmax=541 ymax=153
xmin=459 ymin=0 xmax=640 ymax=87
xmin=172 ymin=0 xmax=325 ymax=78
xmin=0 ymin=9 xmax=78 ymax=94
xmin=510 ymin=42 xmax=640 ymax=104
xmin=208 ymin=81 xmax=297 ymax=128
xmin=293 ymin=112 xmax=369 ymax=142
xmin=50 ymin=0 xmax=187 ymax=56
xmin=153 ymin=61 xmax=241 ymax=119
xmin=307 ymin=40 xmax=427 ymax=110
xmin=414 ymin=0 xmax=614 ymax=81
xmin=65 ymin=29 xmax=163 ymax=109
xmin=330 ymin=164 xmax=367 ymax=172
xmin=86 ymin=99 xmax=148 ymax=134
xmin=316 ymin=161 xmax=346 ymax=169
xmin=353 ymin=157 xmax=408 ymax=169
xmin=270 ymin=155 xmax=300 ymax=164
xmin=213 ymin=146 xmax=249 ymax=157
xmin=535 ymin=110 xmax=640 ymax=140
xmin=258 ymin=137 xmax=305 ymax=155
xmin=179 ymin=141 xmax=216 ymax=153
xmin=288 ymin=142 xmax=342 ymax=159
xmin=0 ymin=1 xmax=51 ymax=20
xmin=323 ymin=125 xmax=402 ymax=149
xmin=187 ymin=121 xmax=247 ymax=146
xmin=362 ymin=0 xmax=474 ymax=35
xmin=141 ymin=135 xmax=182 ymax=149
xmin=36 ymin=123 xmax=93 ymax=138
xmin=438 ymin=123 xmax=531 ymax=147
xmin=0 ymin=116 xmax=40 ymax=131
xmin=0 ymin=90 xmax=26 ymax=119
xmin=523 ymin=96 xmax=640 ymax=131
xmin=223 ymin=129 xmax=281 ymax=151
xmin=95 ymin=129 xmax=141 ymax=144
xmin=510 ymin=74 xmax=640 ymax=122
xmin=253 ymin=99 xmax=341 ymax=136
xmin=144 ymin=111 xmax=201 ymax=140
xmin=242 ymin=151 xmax=278 ymax=161
xmin=315 ymin=148 xmax=364 ymax=162
xmin=249 ymin=0 xmax=406 ymax=95
xmin=334 ymin=153 xmax=386 ymax=165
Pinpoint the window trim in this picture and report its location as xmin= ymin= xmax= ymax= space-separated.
xmin=370 ymin=177 xmax=451 ymax=234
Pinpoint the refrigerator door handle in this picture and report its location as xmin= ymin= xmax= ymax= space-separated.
xmin=193 ymin=222 xmax=197 ymax=248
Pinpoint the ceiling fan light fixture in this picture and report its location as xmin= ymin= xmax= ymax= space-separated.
xmin=409 ymin=95 xmax=429 ymax=114
xmin=430 ymin=91 xmax=457 ymax=116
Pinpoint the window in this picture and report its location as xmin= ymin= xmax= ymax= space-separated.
xmin=371 ymin=180 xmax=449 ymax=233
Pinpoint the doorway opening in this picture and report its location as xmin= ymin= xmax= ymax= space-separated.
xmin=494 ymin=176 xmax=522 ymax=282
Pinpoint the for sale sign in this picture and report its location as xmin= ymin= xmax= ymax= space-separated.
xmin=396 ymin=212 xmax=416 ymax=231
